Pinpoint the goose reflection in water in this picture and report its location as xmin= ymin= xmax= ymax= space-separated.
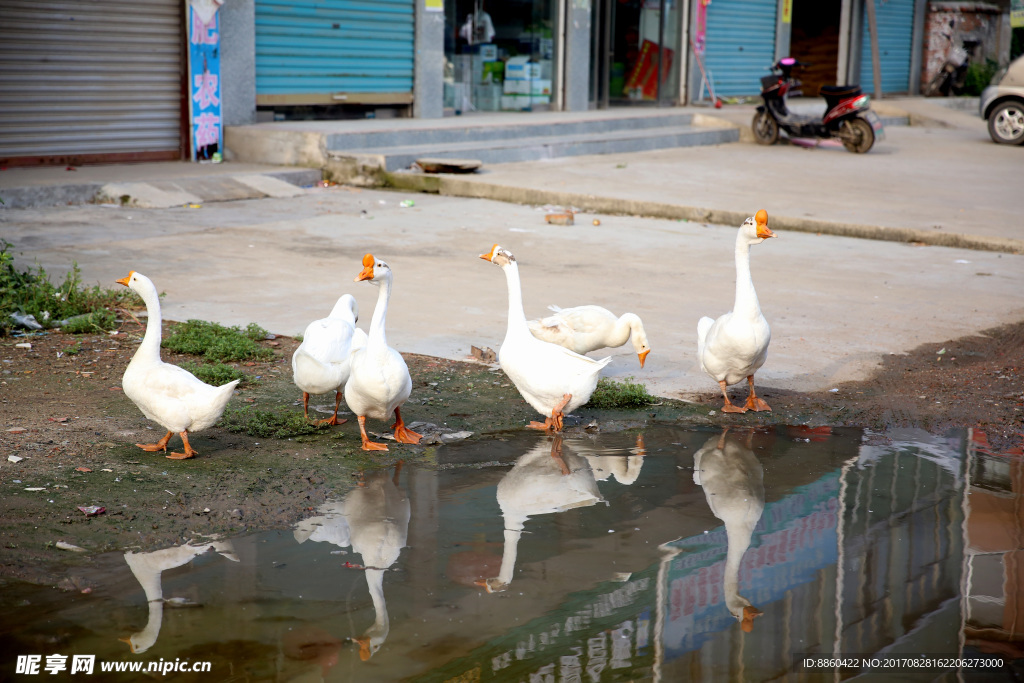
xmin=477 ymin=436 xmax=604 ymax=593
xmin=120 ymin=540 xmax=239 ymax=653
xmin=293 ymin=462 xmax=409 ymax=661
xmin=693 ymin=427 xmax=765 ymax=632
xmin=575 ymin=433 xmax=647 ymax=486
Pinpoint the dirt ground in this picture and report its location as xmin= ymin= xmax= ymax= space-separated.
xmin=1 ymin=316 xmax=1022 ymax=589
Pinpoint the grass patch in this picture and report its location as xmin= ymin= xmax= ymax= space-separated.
xmin=585 ymin=377 xmax=656 ymax=409
xmin=1 ymin=241 xmax=133 ymax=336
xmin=178 ymin=361 xmax=250 ymax=387
xmin=162 ymin=319 xmax=274 ymax=363
xmin=219 ymin=405 xmax=325 ymax=439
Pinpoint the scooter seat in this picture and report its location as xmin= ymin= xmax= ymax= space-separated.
xmin=820 ymin=85 xmax=862 ymax=110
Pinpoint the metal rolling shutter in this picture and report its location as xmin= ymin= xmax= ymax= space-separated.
xmin=0 ymin=0 xmax=184 ymax=165
xmin=703 ymin=0 xmax=778 ymax=97
xmin=860 ymin=0 xmax=914 ymax=94
xmin=255 ymin=0 xmax=414 ymax=106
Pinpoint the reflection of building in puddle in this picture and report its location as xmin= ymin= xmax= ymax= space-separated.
xmin=962 ymin=429 xmax=1024 ymax=659
xmin=293 ymin=463 xmax=409 ymax=661
xmin=121 ymin=540 xmax=239 ymax=653
xmin=478 ymin=436 xmax=604 ymax=593
xmin=692 ymin=428 xmax=765 ymax=631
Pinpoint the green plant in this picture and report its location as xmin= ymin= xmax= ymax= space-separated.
xmin=219 ymin=405 xmax=325 ymax=438
xmin=584 ymin=377 xmax=656 ymax=409
xmin=178 ymin=361 xmax=250 ymax=386
xmin=161 ymin=319 xmax=274 ymax=363
xmin=963 ymin=59 xmax=1000 ymax=96
xmin=0 ymin=241 xmax=131 ymax=336
xmin=61 ymin=310 xmax=117 ymax=334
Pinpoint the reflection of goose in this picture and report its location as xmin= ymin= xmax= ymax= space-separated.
xmin=693 ymin=428 xmax=764 ymax=631
xmin=575 ymin=433 xmax=647 ymax=485
xmin=478 ymin=437 xmax=603 ymax=593
xmin=121 ymin=540 xmax=239 ymax=653
xmin=294 ymin=464 xmax=409 ymax=660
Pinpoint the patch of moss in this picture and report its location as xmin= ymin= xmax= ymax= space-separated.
xmin=585 ymin=377 xmax=656 ymax=409
xmin=162 ymin=319 xmax=274 ymax=363
xmin=219 ymin=405 xmax=324 ymax=439
xmin=178 ymin=361 xmax=250 ymax=387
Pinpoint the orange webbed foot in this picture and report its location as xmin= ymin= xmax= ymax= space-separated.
xmin=721 ymin=403 xmax=747 ymax=414
xmin=135 ymin=431 xmax=173 ymax=452
xmin=745 ymin=397 xmax=771 ymax=412
xmin=360 ymin=440 xmax=389 ymax=452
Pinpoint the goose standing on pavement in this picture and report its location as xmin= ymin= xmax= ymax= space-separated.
xmin=697 ymin=210 xmax=776 ymax=413
xmin=481 ymin=245 xmax=611 ymax=432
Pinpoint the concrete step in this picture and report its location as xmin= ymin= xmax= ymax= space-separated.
xmin=324 ymin=111 xmax=697 ymax=150
xmin=331 ymin=124 xmax=740 ymax=172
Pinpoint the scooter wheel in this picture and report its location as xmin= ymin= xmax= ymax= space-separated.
xmin=751 ymin=111 xmax=779 ymax=145
xmin=841 ymin=117 xmax=875 ymax=153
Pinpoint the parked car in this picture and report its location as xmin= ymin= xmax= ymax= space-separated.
xmin=979 ymin=55 xmax=1024 ymax=145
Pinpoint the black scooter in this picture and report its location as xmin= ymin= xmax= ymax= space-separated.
xmin=752 ymin=57 xmax=883 ymax=153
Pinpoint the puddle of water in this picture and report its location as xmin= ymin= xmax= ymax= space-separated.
xmin=1 ymin=426 xmax=1021 ymax=682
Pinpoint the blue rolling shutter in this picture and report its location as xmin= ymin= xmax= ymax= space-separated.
xmin=255 ymin=0 xmax=413 ymax=106
xmin=703 ymin=0 xmax=778 ymax=97
xmin=859 ymin=0 xmax=914 ymax=94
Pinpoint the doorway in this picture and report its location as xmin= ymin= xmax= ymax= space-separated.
xmin=590 ymin=0 xmax=680 ymax=108
xmin=789 ymin=0 xmax=841 ymax=95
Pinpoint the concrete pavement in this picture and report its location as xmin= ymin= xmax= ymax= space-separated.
xmin=2 ymin=97 xmax=1021 ymax=403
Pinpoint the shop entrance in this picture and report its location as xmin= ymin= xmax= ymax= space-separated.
xmin=589 ymin=0 xmax=680 ymax=108
xmin=789 ymin=0 xmax=842 ymax=96
xmin=444 ymin=0 xmax=557 ymax=114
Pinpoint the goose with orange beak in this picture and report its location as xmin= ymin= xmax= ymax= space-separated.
xmin=480 ymin=245 xmax=611 ymax=432
xmin=527 ymin=304 xmax=651 ymax=368
xmin=697 ymin=209 xmax=776 ymax=413
xmin=116 ymin=271 xmax=238 ymax=459
xmin=343 ymin=254 xmax=421 ymax=451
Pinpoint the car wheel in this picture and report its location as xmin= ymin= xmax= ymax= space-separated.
xmin=988 ymin=101 xmax=1024 ymax=145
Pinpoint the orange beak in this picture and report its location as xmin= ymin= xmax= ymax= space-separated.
xmin=118 ymin=636 xmax=136 ymax=652
xmin=741 ymin=605 xmax=763 ymax=633
xmin=355 ymin=254 xmax=375 ymax=282
xmin=638 ymin=349 xmax=650 ymax=368
xmin=479 ymin=244 xmax=498 ymax=261
xmin=354 ymin=636 xmax=372 ymax=661
xmin=115 ymin=272 xmax=133 ymax=287
xmin=754 ymin=209 xmax=775 ymax=239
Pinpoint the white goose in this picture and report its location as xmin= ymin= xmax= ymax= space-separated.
xmin=478 ymin=437 xmax=602 ymax=593
xmin=116 ymin=271 xmax=238 ymax=459
xmin=344 ymin=254 xmax=421 ymax=451
xmin=292 ymin=294 xmax=367 ymax=426
xmin=481 ymin=245 xmax=611 ymax=432
xmin=693 ymin=428 xmax=764 ymax=632
xmin=697 ymin=210 xmax=776 ymax=413
xmin=528 ymin=305 xmax=651 ymax=367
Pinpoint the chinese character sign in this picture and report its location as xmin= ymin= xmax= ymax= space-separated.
xmin=187 ymin=1 xmax=222 ymax=161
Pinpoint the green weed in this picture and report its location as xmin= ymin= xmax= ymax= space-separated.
xmin=585 ymin=377 xmax=656 ymax=409
xmin=162 ymin=319 xmax=274 ymax=363
xmin=219 ymin=405 xmax=325 ymax=439
xmin=0 ymin=241 xmax=131 ymax=336
xmin=178 ymin=361 xmax=250 ymax=386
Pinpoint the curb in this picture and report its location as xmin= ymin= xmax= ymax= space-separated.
xmin=386 ymin=173 xmax=1024 ymax=254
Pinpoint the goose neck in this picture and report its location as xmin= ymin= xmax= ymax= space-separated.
xmin=502 ymin=262 xmax=529 ymax=335
xmin=137 ymin=285 xmax=163 ymax=358
xmin=733 ymin=238 xmax=760 ymax=318
xmin=367 ymin=274 xmax=392 ymax=349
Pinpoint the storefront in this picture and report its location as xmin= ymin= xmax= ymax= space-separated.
xmin=443 ymin=0 xmax=558 ymax=113
xmin=0 ymin=0 xmax=186 ymax=166
xmin=254 ymin=0 xmax=415 ymax=112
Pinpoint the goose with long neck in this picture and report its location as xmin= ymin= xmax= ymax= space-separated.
xmin=344 ymin=254 xmax=421 ymax=451
xmin=481 ymin=245 xmax=611 ymax=432
xmin=696 ymin=210 xmax=776 ymax=413
xmin=116 ymin=271 xmax=239 ymax=459
xmin=693 ymin=428 xmax=764 ymax=631
xmin=528 ymin=304 xmax=652 ymax=367
xmin=292 ymin=293 xmax=367 ymax=426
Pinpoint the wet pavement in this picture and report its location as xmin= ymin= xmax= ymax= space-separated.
xmin=2 ymin=425 xmax=1021 ymax=682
